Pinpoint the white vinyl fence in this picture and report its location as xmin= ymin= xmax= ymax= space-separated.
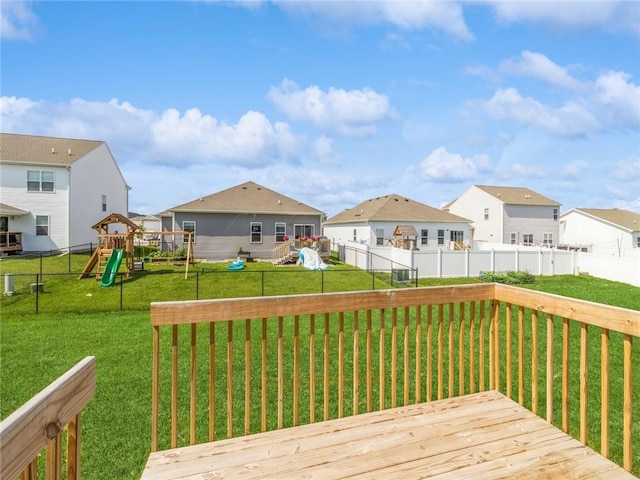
xmin=339 ymin=242 xmax=640 ymax=287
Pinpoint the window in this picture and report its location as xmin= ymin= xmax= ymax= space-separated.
xmin=510 ymin=233 xmax=517 ymax=245
xmin=353 ymin=229 xmax=357 ymax=242
xmin=294 ymin=224 xmax=315 ymax=239
xmin=553 ymin=208 xmax=558 ymax=220
xmin=484 ymin=208 xmax=489 ymax=221
xmin=543 ymin=233 xmax=553 ymax=245
xmin=421 ymin=229 xmax=428 ymax=245
xmin=450 ymin=231 xmax=464 ymax=242
xmin=376 ymin=229 xmax=384 ymax=246
xmin=523 ymin=234 xmax=534 ymax=246
xmin=251 ymin=222 xmax=262 ymax=243
xmin=27 ymin=170 xmax=55 ymax=192
xmin=36 ymin=215 xmax=49 ymax=236
xmin=182 ymin=221 xmax=195 ymax=243
xmin=102 ymin=195 xmax=107 ymax=212
xmin=636 ymin=237 xmax=640 ymax=248
xmin=275 ymin=222 xmax=286 ymax=242
xmin=437 ymin=229 xmax=445 ymax=245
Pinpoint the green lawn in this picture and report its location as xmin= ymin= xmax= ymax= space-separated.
xmin=1 ymin=256 xmax=639 ymax=478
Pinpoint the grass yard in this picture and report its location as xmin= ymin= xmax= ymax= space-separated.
xmin=1 ymin=268 xmax=639 ymax=478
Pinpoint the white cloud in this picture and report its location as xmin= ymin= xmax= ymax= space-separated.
xmin=312 ymin=135 xmax=340 ymax=165
xmin=511 ymin=162 xmax=544 ymax=178
xmin=0 ymin=0 xmax=38 ymax=40
xmin=610 ymin=154 xmax=640 ymax=181
xmin=482 ymin=88 xmax=599 ymax=136
xmin=487 ymin=0 xmax=640 ymax=36
xmin=275 ymin=0 xmax=473 ymax=41
xmin=562 ymin=160 xmax=590 ymax=179
xmin=591 ymin=71 xmax=640 ymax=128
xmin=267 ymin=79 xmax=392 ymax=137
xmin=500 ymin=51 xmax=584 ymax=91
xmin=0 ymin=96 xmax=303 ymax=167
xmin=410 ymin=146 xmax=492 ymax=182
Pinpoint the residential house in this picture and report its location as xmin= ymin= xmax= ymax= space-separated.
xmin=129 ymin=212 xmax=162 ymax=244
xmin=559 ymin=208 xmax=640 ymax=256
xmin=162 ymin=181 xmax=325 ymax=260
xmin=0 ymin=133 xmax=129 ymax=253
xmin=323 ymin=194 xmax=472 ymax=249
xmin=444 ymin=185 xmax=560 ymax=247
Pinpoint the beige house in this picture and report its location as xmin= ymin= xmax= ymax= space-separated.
xmin=445 ymin=185 xmax=560 ymax=247
xmin=323 ymin=194 xmax=472 ymax=249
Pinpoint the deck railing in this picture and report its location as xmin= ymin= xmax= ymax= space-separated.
xmin=0 ymin=231 xmax=23 ymax=254
xmin=0 ymin=356 xmax=96 ymax=480
xmin=150 ymin=284 xmax=639 ymax=473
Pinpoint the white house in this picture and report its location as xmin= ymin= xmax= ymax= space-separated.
xmin=559 ymin=208 xmax=640 ymax=256
xmin=0 ymin=133 xmax=129 ymax=253
xmin=324 ymin=194 xmax=472 ymax=249
xmin=444 ymin=185 xmax=561 ymax=247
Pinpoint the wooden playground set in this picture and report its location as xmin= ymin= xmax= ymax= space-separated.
xmin=79 ymin=213 xmax=194 ymax=285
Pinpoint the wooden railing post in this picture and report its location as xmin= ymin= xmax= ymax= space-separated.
xmin=0 ymin=356 xmax=96 ymax=480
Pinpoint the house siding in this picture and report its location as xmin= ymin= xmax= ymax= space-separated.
xmin=68 ymin=144 xmax=129 ymax=248
xmin=503 ymin=205 xmax=559 ymax=245
xmin=171 ymin=212 xmax=322 ymax=260
xmin=560 ymin=210 xmax=636 ymax=256
xmin=324 ymin=221 xmax=471 ymax=249
xmin=446 ymin=186 xmax=503 ymax=243
xmin=0 ymin=162 xmax=70 ymax=251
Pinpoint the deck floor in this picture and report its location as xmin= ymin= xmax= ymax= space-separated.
xmin=142 ymin=390 xmax=636 ymax=479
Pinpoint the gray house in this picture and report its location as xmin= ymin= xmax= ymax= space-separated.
xmin=162 ymin=181 xmax=325 ymax=260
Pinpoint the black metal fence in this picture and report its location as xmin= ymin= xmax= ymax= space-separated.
xmin=1 ymin=267 xmax=418 ymax=315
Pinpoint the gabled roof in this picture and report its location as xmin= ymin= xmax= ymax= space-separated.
xmin=0 ymin=133 xmax=104 ymax=165
xmin=562 ymin=208 xmax=640 ymax=232
xmin=325 ymin=194 xmax=470 ymax=225
xmin=474 ymin=185 xmax=560 ymax=206
xmin=169 ymin=181 xmax=325 ymax=216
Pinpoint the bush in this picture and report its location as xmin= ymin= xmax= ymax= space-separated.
xmin=480 ymin=270 xmax=535 ymax=285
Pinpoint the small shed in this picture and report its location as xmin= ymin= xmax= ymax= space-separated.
xmin=393 ymin=225 xmax=419 ymax=250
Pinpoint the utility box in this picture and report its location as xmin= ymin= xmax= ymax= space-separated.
xmin=392 ymin=269 xmax=410 ymax=284
xmin=4 ymin=274 xmax=14 ymax=295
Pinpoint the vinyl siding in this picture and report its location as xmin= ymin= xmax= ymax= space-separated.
xmin=170 ymin=212 xmax=322 ymax=260
xmin=0 ymin=163 xmax=70 ymax=251
xmin=68 ymin=144 xmax=129 ymax=247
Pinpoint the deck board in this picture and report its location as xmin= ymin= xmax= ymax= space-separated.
xmin=142 ymin=391 xmax=637 ymax=480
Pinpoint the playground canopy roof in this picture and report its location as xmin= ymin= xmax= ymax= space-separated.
xmin=91 ymin=213 xmax=139 ymax=233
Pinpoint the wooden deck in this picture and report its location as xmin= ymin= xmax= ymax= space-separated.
xmin=142 ymin=390 xmax=636 ymax=479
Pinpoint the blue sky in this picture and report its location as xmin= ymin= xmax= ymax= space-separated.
xmin=2 ymin=1 xmax=639 ymax=217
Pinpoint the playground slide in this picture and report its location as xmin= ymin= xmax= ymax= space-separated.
xmin=100 ymin=249 xmax=124 ymax=287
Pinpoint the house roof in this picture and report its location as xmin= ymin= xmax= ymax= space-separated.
xmin=0 ymin=133 xmax=104 ymax=165
xmin=169 ymin=181 xmax=325 ymax=216
xmin=474 ymin=185 xmax=560 ymax=206
xmin=325 ymin=194 xmax=470 ymax=225
xmin=0 ymin=202 xmax=29 ymax=216
xmin=563 ymin=208 xmax=640 ymax=232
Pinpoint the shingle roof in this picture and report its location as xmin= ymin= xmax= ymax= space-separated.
xmin=325 ymin=194 xmax=470 ymax=225
xmin=169 ymin=181 xmax=325 ymax=215
xmin=0 ymin=133 xmax=104 ymax=165
xmin=475 ymin=185 xmax=560 ymax=206
xmin=570 ymin=208 xmax=640 ymax=232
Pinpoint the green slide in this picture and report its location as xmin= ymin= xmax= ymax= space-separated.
xmin=100 ymin=249 xmax=124 ymax=287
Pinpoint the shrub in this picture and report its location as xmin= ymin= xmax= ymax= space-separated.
xmin=480 ymin=270 xmax=535 ymax=285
